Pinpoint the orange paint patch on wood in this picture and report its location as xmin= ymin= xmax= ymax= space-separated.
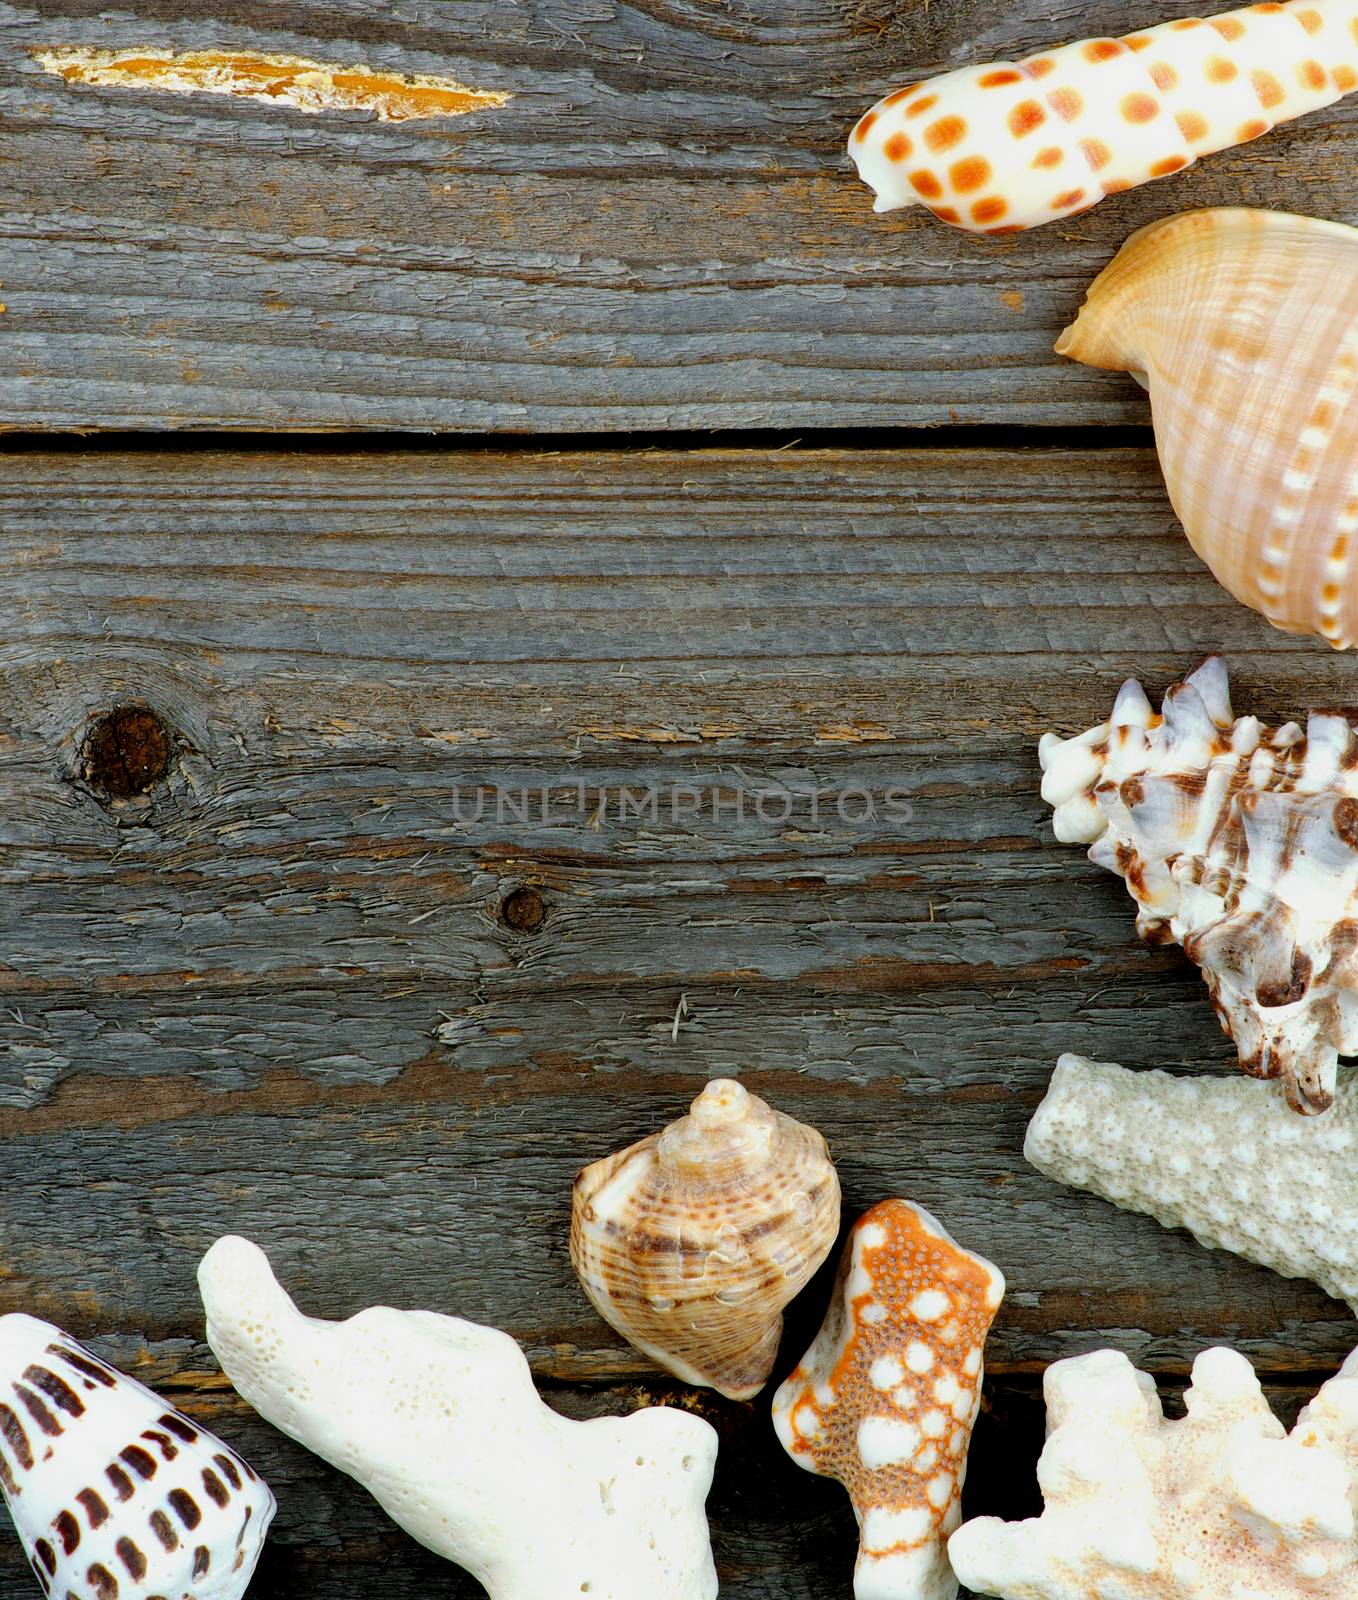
xmin=1000 ymin=290 xmax=1025 ymax=311
xmin=883 ymin=131 xmax=912 ymax=161
xmin=32 ymin=46 xmax=511 ymax=120
xmin=949 ymin=156 xmax=992 ymax=194
xmin=1251 ymin=67 xmax=1285 ymax=106
xmin=1048 ymin=87 xmax=1084 ymax=122
xmin=925 ymin=115 xmax=967 ymax=153
xmin=1121 ymin=93 xmax=1159 ymax=123
xmin=1008 ymin=100 xmax=1046 ymax=136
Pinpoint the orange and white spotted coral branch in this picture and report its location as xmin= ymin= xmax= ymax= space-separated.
xmin=771 ymin=1199 xmax=1005 ymax=1600
xmin=850 ymin=0 xmax=1358 ymax=233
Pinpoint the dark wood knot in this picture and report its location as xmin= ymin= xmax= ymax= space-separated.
xmin=501 ymin=886 xmax=547 ymax=933
xmin=80 ymin=704 xmax=173 ymax=800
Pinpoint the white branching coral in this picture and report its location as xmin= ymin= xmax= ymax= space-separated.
xmin=1025 ymin=1052 xmax=1358 ymax=1311
xmin=1040 ymin=657 xmax=1358 ymax=1115
xmin=198 ymin=1236 xmax=719 ymax=1600
xmin=949 ymin=1340 xmax=1358 ymax=1599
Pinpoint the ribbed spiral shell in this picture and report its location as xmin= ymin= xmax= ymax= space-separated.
xmin=569 ymin=1080 xmax=840 ymax=1400
xmin=1059 ymin=207 xmax=1358 ymax=647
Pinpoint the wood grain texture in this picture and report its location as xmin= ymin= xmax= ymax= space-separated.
xmin=1 ymin=442 xmax=1356 ymax=1596
xmin=5 ymin=0 xmax=1358 ymax=429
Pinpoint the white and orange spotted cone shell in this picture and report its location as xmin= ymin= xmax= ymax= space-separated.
xmin=851 ymin=0 xmax=1358 ymax=233
xmin=0 ymin=1313 xmax=273 ymax=1600
xmin=570 ymin=1079 xmax=841 ymax=1401
xmin=772 ymin=1200 xmax=1005 ymax=1600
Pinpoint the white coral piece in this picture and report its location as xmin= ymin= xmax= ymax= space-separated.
xmin=1039 ymin=656 xmax=1358 ymax=1114
xmin=1024 ymin=1051 xmax=1358 ymax=1311
xmin=198 ymin=1236 xmax=719 ymax=1600
xmin=949 ymin=1339 xmax=1358 ymax=1599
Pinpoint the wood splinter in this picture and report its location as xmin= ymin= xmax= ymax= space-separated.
xmin=32 ymin=47 xmax=511 ymax=122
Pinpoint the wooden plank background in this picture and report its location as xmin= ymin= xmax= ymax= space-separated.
xmin=6 ymin=0 xmax=1358 ymax=1593
xmin=1 ymin=445 xmax=1355 ymax=1598
xmin=6 ymin=0 xmax=1358 ymax=430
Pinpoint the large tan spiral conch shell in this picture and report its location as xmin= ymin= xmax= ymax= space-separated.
xmin=570 ymin=1079 xmax=841 ymax=1401
xmin=1059 ymin=206 xmax=1358 ymax=647
xmin=851 ymin=0 xmax=1358 ymax=233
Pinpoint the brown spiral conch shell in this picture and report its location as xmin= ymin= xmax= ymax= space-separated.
xmin=570 ymin=1079 xmax=841 ymax=1401
xmin=1059 ymin=207 xmax=1358 ymax=647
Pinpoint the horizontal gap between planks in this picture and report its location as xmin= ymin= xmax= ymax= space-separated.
xmin=0 ymin=424 xmax=1156 ymax=457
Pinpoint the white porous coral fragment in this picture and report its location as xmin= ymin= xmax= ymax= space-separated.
xmin=198 ymin=1236 xmax=718 ymax=1600
xmin=1025 ymin=1051 xmax=1358 ymax=1311
xmin=1040 ymin=656 xmax=1358 ymax=1114
xmin=949 ymin=1339 xmax=1358 ymax=1598
xmin=772 ymin=1199 xmax=1005 ymax=1600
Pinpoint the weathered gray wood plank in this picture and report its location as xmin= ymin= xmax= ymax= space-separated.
xmin=5 ymin=0 xmax=1358 ymax=428
xmin=1 ymin=443 xmax=1356 ymax=1597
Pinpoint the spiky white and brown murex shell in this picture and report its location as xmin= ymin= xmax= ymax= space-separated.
xmin=570 ymin=1079 xmax=841 ymax=1400
xmin=1040 ymin=657 xmax=1358 ymax=1115
xmin=0 ymin=1313 xmax=273 ymax=1600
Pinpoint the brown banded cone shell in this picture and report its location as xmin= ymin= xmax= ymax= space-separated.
xmin=1059 ymin=207 xmax=1358 ymax=649
xmin=570 ymin=1079 xmax=841 ymax=1401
